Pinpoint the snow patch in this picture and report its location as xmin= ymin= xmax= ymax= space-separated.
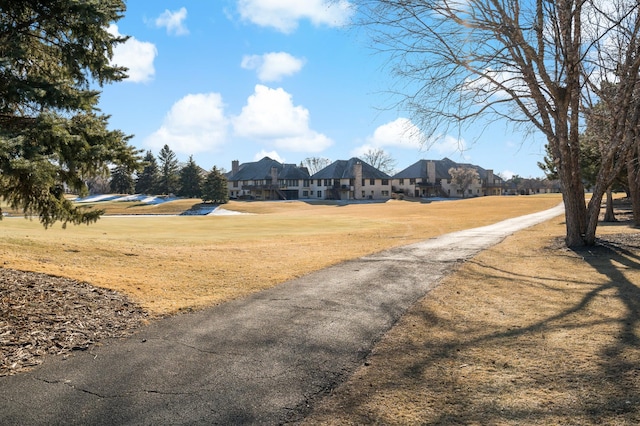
xmin=74 ymin=194 xmax=176 ymax=205
xmin=208 ymin=207 xmax=252 ymax=216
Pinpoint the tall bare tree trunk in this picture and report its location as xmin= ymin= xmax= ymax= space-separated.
xmin=628 ymin=147 xmax=640 ymax=226
xmin=554 ymin=130 xmax=587 ymax=246
xmin=560 ymin=0 xmax=590 ymax=247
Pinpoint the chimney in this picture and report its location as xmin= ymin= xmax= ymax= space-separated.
xmin=487 ymin=169 xmax=494 ymax=185
xmin=271 ymin=166 xmax=278 ymax=185
xmin=354 ymin=161 xmax=363 ymax=200
xmin=427 ymin=160 xmax=436 ymax=183
xmin=231 ymin=160 xmax=239 ymax=176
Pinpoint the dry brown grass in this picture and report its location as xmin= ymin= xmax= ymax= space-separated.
xmin=0 ymin=196 xmax=560 ymax=315
xmin=304 ymin=208 xmax=640 ymax=425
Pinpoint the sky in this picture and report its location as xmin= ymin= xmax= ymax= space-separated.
xmin=97 ymin=0 xmax=549 ymax=179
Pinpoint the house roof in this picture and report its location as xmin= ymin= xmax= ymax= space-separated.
xmin=456 ymin=160 xmax=504 ymax=182
xmin=393 ymin=158 xmax=504 ymax=182
xmin=392 ymin=159 xmax=454 ymax=180
xmin=311 ymin=157 xmax=391 ymax=180
xmin=227 ymin=157 xmax=310 ymax=181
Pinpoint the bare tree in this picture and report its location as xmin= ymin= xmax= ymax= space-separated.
xmin=301 ymin=157 xmax=332 ymax=175
xmin=355 ymin=0 xmax=640 ymax=246
xmin=629 ymin=140 xmax=640 ymax=225
xmin=361 ymin=148 xmax=397 ymax=174
xmin=448 ymin=167 xmax=479 ymax=198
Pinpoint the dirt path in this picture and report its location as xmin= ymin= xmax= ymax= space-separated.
xmin=0 ymin=204 xmax=564 ymax=425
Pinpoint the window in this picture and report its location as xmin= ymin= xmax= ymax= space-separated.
xmin=399 ymin=178 xmax=404 ymax=185
xmin=409 ymin=178 xmax=416 ymax=184
xmin=233 ymin=181 xmax=238 ymax=188
xmin=302 ymin=190 xmax=309 ymax=197
xmin=370 ymin=178 xmax=375 ymax=185
xmin=382 ymin=179 xmax=389 ymax=185
xmin=317 ymin=190 xmax=322 ymax=197
xmin=324 ymin=179 xmax=331 ymax=186
xmin=382 ymin=190 xmax=389 ymax=196
xmin=303 ymin=180 xmax=311 ymax=187
xmin=361 ymin=191 xmax=365 ymax=198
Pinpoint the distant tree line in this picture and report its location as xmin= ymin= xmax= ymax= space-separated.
xmin=100 ymin=144 xmax=228 ymax=204
xmin=503 ymin=176 xmax=559 ymax=196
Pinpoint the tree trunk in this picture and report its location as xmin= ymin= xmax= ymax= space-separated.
xmin=562 ymin=182 xmax=587 ymax=246
xmin=628 ymin=147 xmax=640 ymax=226
xmin=603 ymin=188 xmax=616 ymax=222
xmin=554 ymin=112 xmax=587 ymax=247
xmin=584 ymin=175 xmax=611 ymax=245
xmin=557 ymin=137 xmax=587 ymax=246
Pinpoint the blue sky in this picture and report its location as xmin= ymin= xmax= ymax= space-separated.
xmin=97 ymin=0 xmax=548 ymax=178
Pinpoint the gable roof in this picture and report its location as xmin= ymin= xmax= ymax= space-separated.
xmin=227 ymin=157 xmax=309 ymax=181
xmin=311 ymin=157 xmax=391 ymax=180
xmin=454 ymin=160 xmax=504 ymax=182
xmin=392 ymin=159 xmax=454 ymax=180
xmin=393 ymin=158 xmax=504 ymax=182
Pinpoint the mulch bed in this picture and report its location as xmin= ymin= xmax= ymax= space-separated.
xmin=0 ymin=268 xmax=149 ymax=376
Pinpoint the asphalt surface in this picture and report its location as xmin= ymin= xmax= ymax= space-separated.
xmin=0 ymin=204 xmax=564 ymax=425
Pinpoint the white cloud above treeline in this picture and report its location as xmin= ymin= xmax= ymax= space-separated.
xmin=366 ymin=118 xmax=423 ymax=149
xmin=232 ymin=85 xmax=333 ymax=152
xmin=108 ymin=24 xmax=157 ymax=83
xmin=236 ymin=0 xmax=354 ymax=33
xmin=241 ymin=52 xmax=305 ymax=82
xmin=352 ymin=117 xmax=468 ymax=160
xmin=144 ymin=85 xmax=332 ymax=156
xmin=145 ymin=93 xmax=228 ymax=153
xmin=155 ymin=7 xmax=189 ymax=36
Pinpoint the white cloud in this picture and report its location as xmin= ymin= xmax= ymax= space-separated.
xmin=241 ymin=52 xmax=305 ymax=82
xmin=427 ymin=134 xmax=468 ymax=156
xmin=145 ymin=93 xmax=229 ymax=154
xmin=108 ymin=24 xmax=157 ymax=83
xmin=233 ymin=85 xmax=333 ymax=152
xmin=350 ymin=143 xmax=374 ymax=158
xmin=351 ymin=117 xmax=424 ymax=157
xmin=499 ymin=170 xmax=515 ymax=180
xmin=463 ymin=68 xmax=526 ymax=100
xmin=155 ymin=7 xmax=189 ymax=36
xmin=254 ymin=150 xmax=285 ymax=162
xmin=237 ymin=0 xmax=354 ymax=33
xmin=366 ymin=118 xmax=424 ymax=149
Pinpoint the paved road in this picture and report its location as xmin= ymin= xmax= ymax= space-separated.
xmin=0 ymin=204 xmax=564 ymax=425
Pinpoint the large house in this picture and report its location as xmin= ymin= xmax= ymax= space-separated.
xmin=310 ymin=158 xmax=392 ymax=200
xmin=392 ymin=158 xmax=505 ymax=198
xmin=226 ymin=157 xmax=311 ymax=200
xmin=227 ymin=156 xmax=507 ymax=201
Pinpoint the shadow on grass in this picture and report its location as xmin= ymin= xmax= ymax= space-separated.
xmin=425 ymin=236 xmax=640 ymax=424
xmin=314 ymin=230 xmax=640 ymax=425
